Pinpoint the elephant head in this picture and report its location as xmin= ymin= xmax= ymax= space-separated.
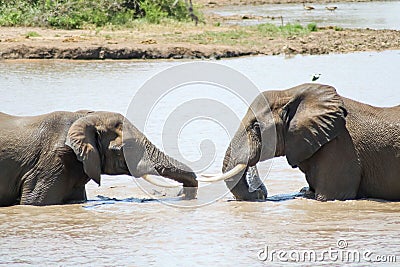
xmin=66 ymin=111 xmax=198 ymax=199
xmin=200 ymin=83 xmax=347 ymax=201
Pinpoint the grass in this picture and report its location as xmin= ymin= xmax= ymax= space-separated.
xmin=186 ymin=23 xmax=318 ymax=46
xmin=25 ymin=31 xmax=41 ymax=38
xmin=0 ymin=0 xmax=201 ymax=29
xmin=334 ymin=26 xmax=344 ymax=31
xmin=104 ymin=34 xmax=112 ymax=40
xmin=190 ymin=29 xmax=251 ymax=45
xmin=256 ymin=22 xmax=317 ymax=37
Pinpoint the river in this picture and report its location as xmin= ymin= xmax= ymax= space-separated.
xmin=0 ymin=50 xmax=399 ymax=266
xmin=207 ymin=1 xmax=400 ymax=29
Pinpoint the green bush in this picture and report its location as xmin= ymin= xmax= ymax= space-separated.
xmin=0 ymin=0 xmax=199 ymax=29
xmin=140 ymin=1 xmax=168 ymax=23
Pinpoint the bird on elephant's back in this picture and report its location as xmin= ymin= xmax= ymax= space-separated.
xmin=200 ymin=83 xmax=400 ymax=201
xmin=0 ymin=110 xmax=198 ymax=206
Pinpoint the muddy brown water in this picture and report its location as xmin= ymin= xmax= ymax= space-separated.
xmin=207 ymin=1 xmax=400 ymax=29
xmin=0 ymin=51 xmax=399 ymax=266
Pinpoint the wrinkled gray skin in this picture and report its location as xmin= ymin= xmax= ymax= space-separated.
xmin=0 ymin=111 xmax=198 ymax=206
xmin=223 ymin=83 xmax=400 ymax=201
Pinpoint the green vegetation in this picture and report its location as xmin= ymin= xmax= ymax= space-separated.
xmin=191 ymin=29 xmax=250 ymax=45
xmin=25 ymin=31 xmax=41 ymax=37
xmin=256 ymin=23 xmax=318 ymax=37
xmin=140 ymin=0 xmax=199 ymax=23
xmin=334 ymin=26 xmax=344 ymax=31
xmin=307 ymin=23 xmax=317 ymax=32
xmin=188 ymin=23 xmax=318 ymax=46
xmin=0 ymin=0 xmax=200 ymax=29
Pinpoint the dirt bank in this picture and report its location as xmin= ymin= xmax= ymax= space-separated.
xmin=1 ymin=25 xmax=399 ymax=60
xmin=1 ymin=0 xmax=399 ymax=60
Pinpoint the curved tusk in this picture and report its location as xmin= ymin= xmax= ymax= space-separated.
xmin=197 ymin=164 xmax=247 ymax=182
xmin=200 ymin=173 xmax=219 ymax=178
xmin=142 ymin=175 xmax=181 ymax=188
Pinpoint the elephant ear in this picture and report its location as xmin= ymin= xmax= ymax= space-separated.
xmin=66 ymin=115 xmax=102 ymax=185
xmin=281 ymin=84 xmax=347 ymax=167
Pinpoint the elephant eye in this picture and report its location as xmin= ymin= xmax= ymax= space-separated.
xmin=117 ymin=122 xmax=124 ymax=129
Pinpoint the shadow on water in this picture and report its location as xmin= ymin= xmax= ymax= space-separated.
xmin=226 ymin=191 xmax=304 ymax=202
xmin=85 ymin=192 xmax=304 ymax=208
xmin=83 ymin=195 xmax=183 ymax=209
xmin=266 ymin=193 xmax=398 ymax=203
xmin=266 ymin=192 xmax=304 ymax=202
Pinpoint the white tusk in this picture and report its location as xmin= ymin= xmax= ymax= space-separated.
xmin=197 ymin=164 xmax=247 ymax=182
xmin=200 ymin=173 xmax=219 ymax=178
xmin=142 ymin=175 xmax=181 ymax=188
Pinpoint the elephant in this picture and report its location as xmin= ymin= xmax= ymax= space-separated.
xmin=200 ymin=83 xmax=400 ymax=201
xmin=0 ymin=111 xmax=198 ymax=206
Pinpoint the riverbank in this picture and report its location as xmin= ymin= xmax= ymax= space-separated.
xmin=1 ymin=24 xmax=399 ymax=60
xmin=1 ymin=0 xmax=400 ymax=60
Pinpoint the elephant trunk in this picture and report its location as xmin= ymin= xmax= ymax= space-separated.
xmin=146 ymin=141 xmax=198 ymax=188
xmin=222 ymin=135 xmax=267 ymax=201
xmin=123 ymin=121 xmax=198 ymax=199
xmin=144 ymin=141 xmax=198 ymax=199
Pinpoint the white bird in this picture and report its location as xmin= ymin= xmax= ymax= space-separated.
xmin=325 ymin=6 xmax=338 ymax=11
xmin=303 ymin=3 xmax=315 ymax=10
